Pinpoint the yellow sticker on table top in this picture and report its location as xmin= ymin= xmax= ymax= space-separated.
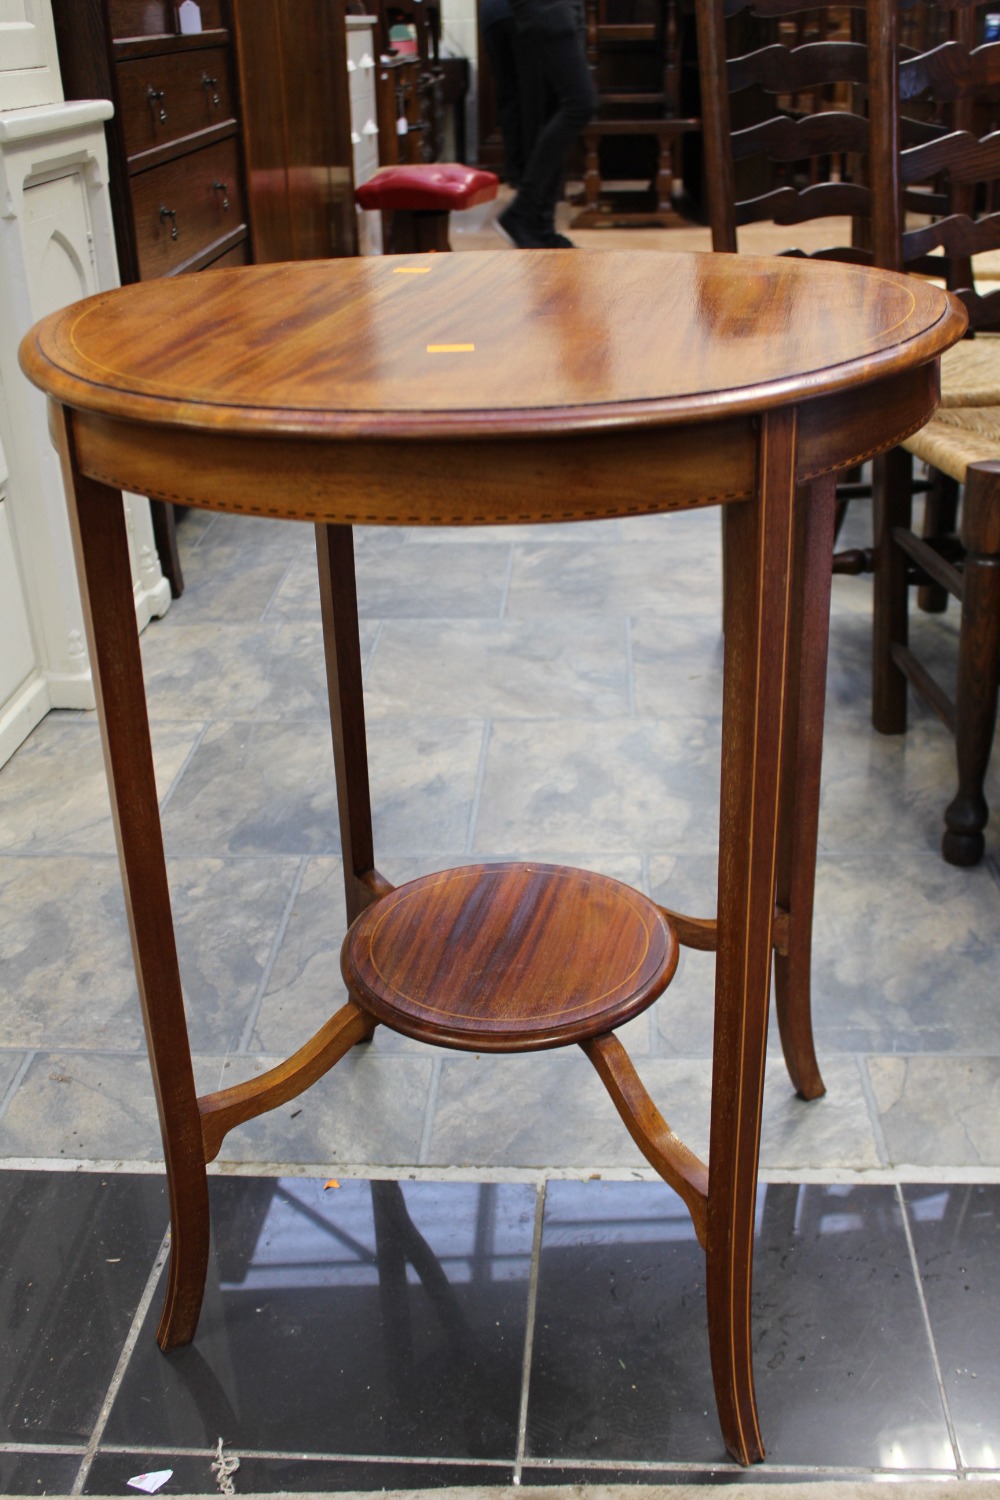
xmin=393 ymin=266 xmax=432 ymax=274
xmin=426 ymin=343 xmax=475 ymax=354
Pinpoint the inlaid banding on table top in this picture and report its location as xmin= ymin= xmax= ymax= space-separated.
xmin=19 ymin=250 xmax=966 ymax=439
xmin=341 ymin=862 xmax=680 ymax=1052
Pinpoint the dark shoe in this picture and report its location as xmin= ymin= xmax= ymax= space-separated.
xmin=496 ymin=204 xmax=549 ymax=249
xmin=543 ymin=230 xmax=577 ymax=248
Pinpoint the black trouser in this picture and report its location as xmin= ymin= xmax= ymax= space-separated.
xmin=512 ymin=13 xmax=596 ymax=229
xmin=483 ymin=16 xmax=530 ymax=184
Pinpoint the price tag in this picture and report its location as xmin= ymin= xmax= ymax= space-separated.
xmin=176 ymin=1 xmax=203 ymax=35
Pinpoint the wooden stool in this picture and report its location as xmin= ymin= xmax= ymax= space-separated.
xmin=355 ymin=163 xmax=499 ymax=252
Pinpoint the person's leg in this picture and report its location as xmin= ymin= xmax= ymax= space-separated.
xmin=500 ymin=19 xmax=596 ymax=246
xmin=483 ymin=17 xmax=525 ymax=184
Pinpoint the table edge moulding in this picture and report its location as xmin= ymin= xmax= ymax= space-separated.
xmin=18 ymin=248 xmax=967 ymax=1468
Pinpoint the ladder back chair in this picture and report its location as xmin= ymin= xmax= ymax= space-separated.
xmin=696 ymin=0 xmax=901 ymax=267
xmin=695 ymin=0 xmax=902 ymax=1064
xmin=872 ymin=0 xmax=1000 ymax=865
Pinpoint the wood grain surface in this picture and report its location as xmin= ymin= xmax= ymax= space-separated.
xmin=19 ymin=249 xmax=965 ymax=438
xmin=342 ymin=861 xmax=679 ymax=1050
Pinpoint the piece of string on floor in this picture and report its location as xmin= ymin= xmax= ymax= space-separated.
xmin=211 ymin=1437 xmax=239 ymax=1496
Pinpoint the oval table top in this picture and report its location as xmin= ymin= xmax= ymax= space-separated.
xmin=19 ymin=249 xmax=966 ymax=441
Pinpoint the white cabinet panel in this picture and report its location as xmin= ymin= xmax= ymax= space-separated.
xmin=0 ymin=97 xmax=170 ymax=771
xmin=0 ymin=0 xmax=63 ymax=110
xmin=0 ymin=500 xmax=35 ymax=705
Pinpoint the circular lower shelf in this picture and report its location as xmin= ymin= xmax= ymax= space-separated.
xmin=341 ymin=861 xmax=679 ymax=1052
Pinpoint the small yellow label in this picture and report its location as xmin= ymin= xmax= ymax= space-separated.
xmin=393 ymin=266 xmax=432 ymax=274
xmin=427 ymin=343 xmax=475 ymax=353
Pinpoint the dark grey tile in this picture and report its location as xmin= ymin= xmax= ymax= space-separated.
xmin=85 ymin=1451 xmax=512 ymax=1493
xmin=903 ymin=1183 xmax=1000 ymax=1470
xmin=526 ymin=1179 xmax=722 ymax=1465
xmin=0 ymin=1449 xmax=84 ymax=1493
xmin=751 ymin=1184 xmax=953 ymax=1470
xmin=526 ymin=1181 xmax=955 ymax=1471
xmin=0 ymin=1171 xmax=168 ymax=1445
xmin=103 ymin=1177 xmax=536 ymax=1460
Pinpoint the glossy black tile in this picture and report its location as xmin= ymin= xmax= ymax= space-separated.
xmin=903 ymin=1183 xmax=1000 ymax=1470
xmin=516 ymin=1463 xmax=905 ymax=1485
xmin=85 ymin=1451 xmax=512 ymax=1493
xmin=526 ymin=1180 xmax=955 ymax=1471
xmin=0 ymin=1171 xmax=168 ymax=1446
xmin=103 ymin=1177 xmax=536 ymax=1460
xmin=0 ymin=1449 xmax=84 ymax=1494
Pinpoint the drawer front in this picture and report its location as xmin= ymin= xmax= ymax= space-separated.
xmin=132 ymin=136 xmax=245 ymax=278
xmin=118 ymin=45 xmax=235 ymax=162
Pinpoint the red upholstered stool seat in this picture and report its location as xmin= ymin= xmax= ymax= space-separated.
xmin=355 ymin=164 xmax=499 ymax=253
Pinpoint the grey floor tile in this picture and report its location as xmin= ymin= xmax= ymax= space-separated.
xmin=249 ymin=857 xmax=352 ymax=1057
xmin=426 ymin=1050 xmax=877 ymax=1173
xmin=0 ymin=855 xmax=298 ymax=1054
xmin=758 ymin=1055 xmax=881 ymax=1170
xmin=867 ymin=1056 xmax=1000 ymax=1168
xmin=505 ymin=538 xmax=722 ymax=621
xmin=0 ymin=855 xmax=141 ymax=1051
xmin=807 ymin=854 xmax=1000 ymax=1053
xmin=269 ymin=538 xmax=512 ymax=621
xmin=819 ymin=708 xmax=1000 ymax=859
xmin=0 ymin=1051 xmax=26 ymax=1102
xmin=631 ymin=613 xmax=726 ymax=719
xmin=193 ymin=1050 xmax=433 ymax=1165
xmin=0 ymin=716 xmax=202 ymax=858
xmin=141 ymin=621 xmax=282 ymax=720
xmin=162 ymin=716 xmax=485 ymax=859
xmin=0 ymin=1052 xmax=163 ymax=1160
xmin=427 ymin=1049 xmax=646 ymax=1169
xmin=141 ymin=615 xmax=377 ymax=723
xmin=473 ymin=717 xmax=721 ymax=857
xmin=169 ymin=538 xmax=296 ymax=624
xmin=171 ymin=856 xmax=302 ymax=1053
xmin=366 ymin=617 xmax=631 ymax=719
xmin=404 ymin=517 xmax=622 ymax=545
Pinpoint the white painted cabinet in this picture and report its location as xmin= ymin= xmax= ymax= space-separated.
xmin=347 ymin=17 xmax=382 ymax=256
xmin=0 ymin=25 xmax=170 ymax=770
xmin=0 ymin=0 xmax=63 ymax=111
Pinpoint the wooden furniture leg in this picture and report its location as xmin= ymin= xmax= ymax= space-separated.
xmin=772 ymin=476 xmax=835 ymax=1102
xmin=942 ymin=464 xmax=1000 ymax=866
xmin=316 ymin=524 xmax=392 ymax=924
xmin=55 ymin=414 xmax=209 ymax=1350
xmin=872 ymin=445 xmax=914 ymax=734
xmin=707 ymin=408 xmax=798 ymax=1467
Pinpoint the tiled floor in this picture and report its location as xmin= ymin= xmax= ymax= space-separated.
xmin=1 ymin=1170 xmax=999 ymax=1490
xmin=1 ymin=202 xmax=999 ymax=1490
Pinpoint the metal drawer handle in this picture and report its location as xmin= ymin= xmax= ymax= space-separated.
xmin=147 ymin=85 xmax=167 ymax=123
xmin=202 ymin=73 xmax=220 ymax=107
xmin=159 ymin=205 xmax=179 ymax=240
xmin=213 ymin=180 xmax=231 ymax=210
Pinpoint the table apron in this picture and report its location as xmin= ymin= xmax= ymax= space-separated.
xmin=58 ymin=361 xmax=940 ymax=525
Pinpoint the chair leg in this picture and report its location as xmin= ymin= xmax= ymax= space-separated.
xmin=942 ymin=464 xmax=1000 ymax=866
xmin=708 ymin=409 xmax=799 ymax=1466
xmin=872 ymin=445 xmax=914 ymax=733
xmin=773 ymin=476 xmax=834 ymax=1101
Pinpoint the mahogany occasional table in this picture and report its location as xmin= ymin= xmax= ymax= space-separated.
xmin=20 ymin=250 xmax=965 ymax=1464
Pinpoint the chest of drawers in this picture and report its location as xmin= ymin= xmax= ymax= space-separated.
xmin=52 ymin=1 xmax=251 ymax=282
xmin=51 ymin=0 xmax=252 ymax=592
